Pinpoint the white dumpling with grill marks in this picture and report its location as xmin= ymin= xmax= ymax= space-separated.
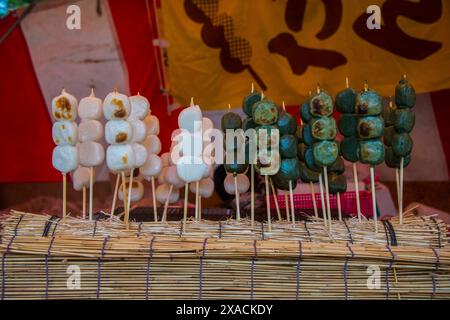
xmin=106 ymin=144 xmax=135 ymax=171
xmin=52 ymin=120 xmax=78 ymax=146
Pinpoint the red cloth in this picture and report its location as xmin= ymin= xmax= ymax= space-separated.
xmin=0 ymin=16 xmax=60 ymax=183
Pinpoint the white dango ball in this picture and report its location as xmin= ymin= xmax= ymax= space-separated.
xmin=129 ymin=94 xmax=150 ymax=120
xmin=103 ymin=90 xmax=131 ymax=120
xmin=179 ymin=131 xmax=203 ymax=158
xmin=176 ymin=156 xmax=207 ymax=183
xmin=130 ymin=119 xmax=147 ymax=143
xmin=142 ymin=134 xmax=161 ymax=154
xmin=78 ymin=119 xmax=103 ymax=142
xmin=145 ymin=115 xmax=160 ymax=135
xmin=52 ymin=145 xmax=78 ymax=174
xmin=105 ymin=120 xmax=133 ymax=145
xmin=79 ymin=141 xmax=105 ymax=167
xmin=106 ymin=144 xmax=135 ymax=171
xmin=164 ymin=165 xmax=185 ymax=189
xmin=224 ymin=173 xmax=250 ymax=195
xmin=78 ymin=89 xmax=103 ymax=120
xmin=178 ymin=104 xmax=202 ymax=133
xmin=52 ymin=120 xmax=78 ymax=145
xmin=118 ymin=180 xmax=144 ymax=202
xmin=189 ymin=177 xmax=214 ymax=198
xmin=140 ymin=154 xmax=162 ymax=178
xmin=72 ymin=166 xmax=90 ymax=191
xmin=132 ymin=143 xmax=148 ymax=168
xmin=161 ymin=152 xmax=171 ymax=167
xmin=156 ymin=184 xmax=180 ymax=204
xmin=51 ymin=89 xmax=78 ymax=121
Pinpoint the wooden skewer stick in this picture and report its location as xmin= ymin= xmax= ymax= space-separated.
xmin=151 ymin=176 xmax=158 ymax=222
xmin=269 ymin=178 xmax=282 ymax=221
xmin=323 ymin=167 xmax=332 ymax=232
xmin=82 ymin=186 xmax=86 ymax=220
xmin=250 ymin=164 xmax=255 ymax=227
xmin=370 ymin=166 xmax=378 ymax=233
xmin=337 ymin=192 xmax=342 ymax=221
xmin=62 ymin=173 xmax=67 ymax=221
xmin=399 ymin=157 xmax=404 ymax=224
xmin=318 ymin=174 xmax=327 ymax=226
xmin=126 ymin=169 xmax=134 ymax=226
xmin=353 ymin=163 xmax=362 ymax=222
xmin=264 ymin=175 xmax=272 ymax=232
xmin=289 ymin=180 xmax=295 ymax=225
xmin=161 ymin=184 xmax=173 ymax=223
xmin=251 ymin=82 xmax=254 ymax=93
xmin=284 ymin=191 xmax=290 ymax=222
xmin=310 ymin=182 xmax=319 ymax=218
xmin=195 ymin=181 xmax=200 ymax=221
xmin=182 ymin=183 xmax=188 ymax=233
xmin=89 ymin=167 xmax=94 ymax=221
xmin=233 ymin=174 xmax=241 ymax=221
xmin=395 ymin=168 xmax=401 ymax=216
xmin=110 ymin=174 xmax=120 ymax=221
xmin=120 ymin=172 xmax=128 ymax=226
xmin=198 ymin=196 xmax=202 ymax=221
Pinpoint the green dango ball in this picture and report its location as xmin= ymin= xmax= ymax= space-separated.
xmin=302 ymin=124 xmax=314 ymax=146
xmin=295 ymin=125 xmax=303 ymax=142
xmin=252 ymin=100 xmax=279 ymax=125
xmin=242 ymin=117 xmax=257 ymax=131
xmin=311 ymin=117 xmax=337 ymax=141
xmin=335 ymin=87 xmax=356 ymax=114
xmin=279 ymin=134 xmax=298 ymax=158
xmin=382 ymin=105 xmax=396 ymax=127
xmin=394 ymin=109 xmax=415 ymax=133
xmin=359 ymin=139 xmax=385 ymax=165
xmin=300 ymin=99 xmax=312 ymax=123
xmin=313 ymin=140 xmax=339 ymax=167
xmin=299 ymin=161 xmax=320 ymax=183
xmin=224 ymin=161 xmax=248 ymax=175
xmin=305 ymin=147 xmax=321 ymax=172
xmin=392 ymin=133 xmax=413 ymax=157
xmin=297 ymin=143 xmax=306 ymax=161
xmin=395 ymin=77 xmax=416 ymax=109
xmin=338 ymin=114 xmax=357 ymax=137
xmin=275 ymin=158 xmax=300 ymax=184
xmin=309 ymin=90 xmax=334 ymax=117
xmin=357 ymin=116 xmax=384 ymax=139
xmin=277 ymin=111 xmax=297 ymax=135
xmin=341 ymin=137 xmax=359 ymax=163
xmin=329 ymin=157 xmax=345 ymax=175
xmin=221 ymin=112 xmax=242 ymax=132
xmin=328 ymin=174 xmax=347 ymax=194
xmin=356 ymin=89 xmax=382 ymax=116
xmin=385 ymin=147 xmax=411 ymax=169
xmin=273 ymin=175 xmax=291 ymax=191
xmin=242 ymin=92 xmax=262 ymax=116
xmin=383 ymin=126 xmax=396 ymax=147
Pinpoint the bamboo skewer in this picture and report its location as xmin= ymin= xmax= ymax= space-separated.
xmin=318 ymin=174 xmax=327 ymax=226
xmin=337 ymin=192 xmax=342 ymax=221
xmin=195 ymin=181 xmax=200 ymax=222
xmin=161 ymin=184 xmax=173 ymax=223
xmin=126 ymin=169 xmax=134 ymax=226
xmin=120 ymin=172 xmax=128 ymax=226
xmin=89 ymin=167 xmax=94 ymax=221
xmin=233 ymin=175 xmax=241 ymax=221
xmin=284 ymin=191 xmax=290 ymax=222
xmin=370 ymin=166 xmax=378 ymax=234
xmin=110 ymin=174 xmax=120 ymax=221
xmin=151 ymin=176 xmax=158 ymax=222
xmin=250 ymin=165 xmax=255 ymax=227
xmin=399 ymin=157 xmax=404 ymax=224
xmin=264 ymin=175 xmax=272 ymax=232
xmin=269 ymin=178 xmax=282 ymax=221
xmin=198 ymin=196 xmax=202 ymax=221
xmin=289 ymin=180 xmax=295 ymax=225
xmin=353 ymin=163 xmax=362 ymax=222
xmin=183 ymin=183 xmax=188 ymax=233
xmin=310 ymin=182 xmax=319 ymax=218
xmin=62 ymin=173 xmax=67 ymax=221
xmin=82 ymin=186 xmax=86 ymax=220
xmin=323 ymin=167 xmax=332 ymax=232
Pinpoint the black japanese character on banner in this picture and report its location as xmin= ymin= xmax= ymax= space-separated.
xmin=353 ymin=0 xmax=443 ymax=60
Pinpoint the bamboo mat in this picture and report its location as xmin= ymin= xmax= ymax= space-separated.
xmin=0 ymin=211 xmax=449 ymax=300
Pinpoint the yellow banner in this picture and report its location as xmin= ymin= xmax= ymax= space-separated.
xmin=161 ymin=0 xmax=450 ymax=110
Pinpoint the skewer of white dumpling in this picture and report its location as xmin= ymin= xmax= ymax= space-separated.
xmin=140 ymin=98 xmax=163 ymax=221
xmin=104 ymin=89 xmax=134 ymax=227
xmin=176 ymin=98 xmax=209 ymax=231
xmin=72 ymin=166 xmax=90 ymax=218
xmin=77 ymin=89 xmax=105 ymax=220
xmin=51 ymin=89 xmax=79 ymax=220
